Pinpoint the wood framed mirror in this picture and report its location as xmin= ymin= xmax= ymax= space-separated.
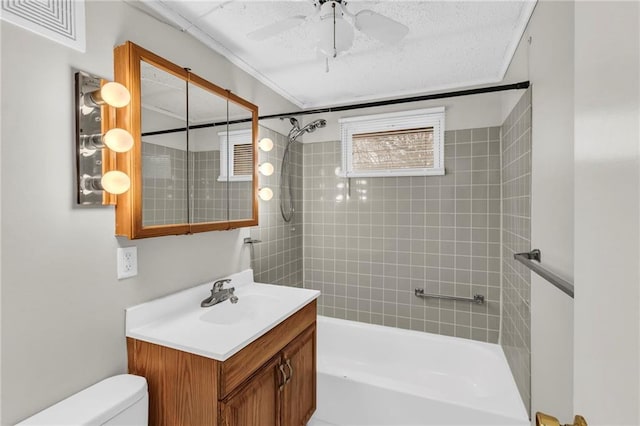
xmin=113 ymin=41 xmax=258 ymax=239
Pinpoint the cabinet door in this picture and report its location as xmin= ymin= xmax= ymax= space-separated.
xmin=220 ymin=356 xmax=281 ymax=426
xmin=281 ymin=324 xmax=316 ymax=426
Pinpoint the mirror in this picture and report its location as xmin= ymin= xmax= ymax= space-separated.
xmin=188 ymin=80 xmax=229 ymax=225
xmin=140 ymin=60 xmax=189 ymax=227
xmin=113 ymin=41 xmax=258 ymax=239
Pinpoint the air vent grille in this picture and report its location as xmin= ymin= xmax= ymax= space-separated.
xmin=1 ymin=0 xmax=85 ymax=52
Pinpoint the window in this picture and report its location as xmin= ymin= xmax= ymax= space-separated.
xmin=218 ymin=129 xmax=253 ymax=182
xmin=340 ymin=107 xmax=445 ymax=177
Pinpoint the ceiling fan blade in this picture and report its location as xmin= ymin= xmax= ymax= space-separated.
xmin=247 ymin=15 xmax=307 ymax=40
xmin=355 ymin=10 xmax=409 ymax=44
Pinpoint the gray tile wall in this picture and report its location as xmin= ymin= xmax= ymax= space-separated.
xmin=142 ymin=144 xmax=253 ymax=225
xmin=249 ymin=126 xmax=304 ymax=287
xmin=190 ymin=151 xmax=253 ymax=222
xmin=191 ymin=150 xmax=226 ymax=222
xmin=501 ymin=88 xmax=532 ymax=413
xmin=302 ymin=127 xmax=502 ymax=343
xmin=228 ymin=178 xmax=253 ymax=221
xmin=142 ymin=142 xmax=189 ymax=226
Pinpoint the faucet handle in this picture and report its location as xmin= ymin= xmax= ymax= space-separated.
xmin=229 ymin=288 xmax=239 ymax=304
xmin=212 ymin=278 xmax=231 ymax=291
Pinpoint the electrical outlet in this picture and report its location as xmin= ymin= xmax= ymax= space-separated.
xmin=117 ymin=247 xmax=138 ymax=279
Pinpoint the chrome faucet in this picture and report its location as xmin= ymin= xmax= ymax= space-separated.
xmin=201 ymin=279 xmax=239 ymax=308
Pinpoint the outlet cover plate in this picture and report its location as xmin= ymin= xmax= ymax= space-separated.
xmin=117 ymin=247 xmax=138 ymax=279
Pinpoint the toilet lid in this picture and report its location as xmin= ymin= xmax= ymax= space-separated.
xmin=17 ymin=374 xmax=147 ymax=425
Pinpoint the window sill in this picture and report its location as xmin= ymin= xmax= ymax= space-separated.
xmin=217 ymin=175 xmax=252 ymax=182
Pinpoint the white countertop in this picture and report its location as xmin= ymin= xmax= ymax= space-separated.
xmin=125 ymin=269 xmax=320 ymax=361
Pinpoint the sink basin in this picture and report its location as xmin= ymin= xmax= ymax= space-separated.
xmin=125 ymin=269 xmax=320 ymax=361
xmin=199 ymin=293 xmax=281 ymax=325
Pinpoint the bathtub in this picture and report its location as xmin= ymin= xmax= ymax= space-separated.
xmin=308 ymin=316 xmax=529 ymax=426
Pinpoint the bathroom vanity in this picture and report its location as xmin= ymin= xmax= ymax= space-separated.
xmin=125 ymin=270 xmax=319 ymax=426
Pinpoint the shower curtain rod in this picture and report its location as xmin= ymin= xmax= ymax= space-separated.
xmin=142 ymin=81 xmax=530 ymax=137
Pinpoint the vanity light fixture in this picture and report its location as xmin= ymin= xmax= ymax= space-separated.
xmin=258 ymin=187 xmax=274 ymax=201
xmin=258 ymin=162 xmax=274 ymax=176
xmin=75 ymin=71 xmax=133 ymax=205
xmin=258 ymin=137 xmax=274 ymax=152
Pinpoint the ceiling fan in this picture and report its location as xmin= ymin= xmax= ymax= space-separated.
xmin=247 ymin=0 xmax=409 ymax=59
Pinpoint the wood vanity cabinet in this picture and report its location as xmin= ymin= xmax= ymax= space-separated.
xmin=127 ymin=300 xmax=316 ymax=426
xmin=220 ymin=325 xmax=315 ymax=426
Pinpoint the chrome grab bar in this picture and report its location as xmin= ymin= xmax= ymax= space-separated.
xmin=414 ymin=288 xmax=485 ymax=304
xmin=514 ymin=249 xmax=574 ymax=298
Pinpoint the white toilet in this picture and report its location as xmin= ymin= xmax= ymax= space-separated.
xmin=17 ymin=374 xmax=148 ymax=425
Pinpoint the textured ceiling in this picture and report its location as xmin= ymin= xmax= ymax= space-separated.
xmin=134 ymin=1 xmax=535 ymax=109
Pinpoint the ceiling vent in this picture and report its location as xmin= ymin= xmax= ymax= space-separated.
xmin=1 ymin=0 xmax=85 ymax=52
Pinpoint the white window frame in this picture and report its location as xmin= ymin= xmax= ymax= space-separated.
xmin=339 ymin=107 xmax=445 ymax=178
xmin=218 ymin=129 xmax=252 ymax=182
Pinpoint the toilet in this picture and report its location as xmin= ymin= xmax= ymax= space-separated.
xmin=17 ymin=374 xmax=148 ymax=425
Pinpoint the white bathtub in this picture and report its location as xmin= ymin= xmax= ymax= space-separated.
xmin=308 ymin=316 xmax=529 ymax=426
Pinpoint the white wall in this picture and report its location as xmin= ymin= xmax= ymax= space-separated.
xmin=498 ymin=2 xmax=576 ymax=421
xmin=574 ymin=2 xmax=640 ymax=424
xmin=0 ymin=1 xmax=297 ymax=424
xmin=528 ymin=1 xmax=575 ymax=422
xmin=0 ymin=17 xmax=3 ymax=422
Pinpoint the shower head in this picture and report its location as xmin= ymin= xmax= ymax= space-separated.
xmin=286 ymin=117 xmax=327 ymax=142
xmin=300 ymin=118 xmax=327 ymax=134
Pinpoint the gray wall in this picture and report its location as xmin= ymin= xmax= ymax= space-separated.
xmin=0 ymin=1 xmax=298 ymax=423
xmin=302 ymin=128 xmax=502 ymax=343
xmin=249 ymin=126 xmax=304 ymax=287
xmin=500 ymin=88 xmax=532 ymax=413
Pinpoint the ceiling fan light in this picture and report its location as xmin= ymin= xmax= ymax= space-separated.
xmin=314 ymin=2 xmax=354 ymax=57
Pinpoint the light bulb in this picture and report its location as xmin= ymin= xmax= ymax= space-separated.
xmin=258 ymin=162 xmax=274 ymax=176
xmin=103 ymin=128 xmax=134 ymax=153
xmin=87 ymin=82 xmax=131 ymax=108
xmin=258 ymin=187 xmax=273 ymax=201
xmin=101 ymin=170 xmax=131 ymax=195
xmin=258 ymin=137 xmax=274 ymax=152
xmin=100 ymin=82 xmax=131 ymax=108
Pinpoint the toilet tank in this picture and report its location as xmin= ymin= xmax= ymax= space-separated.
xmin=17 ymin=374 xmax=148 ymax=425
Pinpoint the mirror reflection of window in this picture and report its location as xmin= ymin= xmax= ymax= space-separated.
xmin=227 ymin=100 xmax=254 ymax=222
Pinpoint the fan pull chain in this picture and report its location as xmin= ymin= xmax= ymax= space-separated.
xmin=332 ymin=2 xmax=337 ymax=58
